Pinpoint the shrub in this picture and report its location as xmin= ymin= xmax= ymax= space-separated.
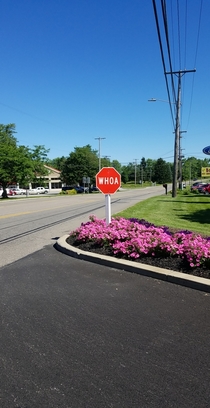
xmin=67 ymin=189 xmax=77 ymax=195
xmin=59 ymin=189 xmax=77 ymax=195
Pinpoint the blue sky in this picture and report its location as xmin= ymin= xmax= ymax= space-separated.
xmin=0 ymin=0 xmax=209 ymax=165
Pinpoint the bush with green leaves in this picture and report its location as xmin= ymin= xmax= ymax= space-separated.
xmin=59 ymin=189 xmax=77 ymax=195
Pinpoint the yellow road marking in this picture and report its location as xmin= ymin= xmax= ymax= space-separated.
xmin=0 ymin=211 xmax=32 ymax=219
xmin=0 ymin=206 xmax=62 ymax=219
xmin=0 ymin=199 xmax=97 ymax=219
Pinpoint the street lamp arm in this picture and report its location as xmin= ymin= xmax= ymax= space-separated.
xmin=148 ymin=98 xmax=176 ymax=104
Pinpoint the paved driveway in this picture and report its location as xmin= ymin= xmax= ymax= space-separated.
xmin=0 ymin=245 xmax=210 ymax=407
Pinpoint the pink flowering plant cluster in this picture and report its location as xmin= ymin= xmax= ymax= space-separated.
xmin=70 ymin=215 xmax=210 ymax=269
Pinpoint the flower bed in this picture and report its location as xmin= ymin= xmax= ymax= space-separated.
xmin=67 ymin=216 xmax=210 ymax=278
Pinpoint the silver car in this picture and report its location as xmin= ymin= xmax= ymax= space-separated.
xmin=10 ymin=188 xmax=26 ymax=195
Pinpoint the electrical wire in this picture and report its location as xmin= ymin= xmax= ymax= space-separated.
xmin=152 ymin=0 xmax=175 ymax=128
xmin=152 ymin=0 xmax=204 ymax=140
xmin=161 ymin=0 xmax=177 ymax=107
xmin=176 ymin=0 xmax=182 ymax=68
xmin=185 ymin=0 xmax=203 ymax=129
xmin=184 ymin=0 xmax=188 ymax=69
xmin=194 ymin=0 xmax=203 ymax=67
xmin=181 ymin=0 xmax=188 ymax=114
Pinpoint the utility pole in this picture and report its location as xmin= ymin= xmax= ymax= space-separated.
xmin=150 ymin=167 xmax=152 ymax=183
xmin=189 ymin=161 xmax=192 ymax=186
xmin=95 ymin=137 xmax=106 ymax=171
xmin=165 ymin=69 xmax=196 ymax=197
xmin=178 ymin=130 xmax=186 ymax=190
xmin=174 ymin=129 xmax=187 ymax=190
xmin=134 ymin=159 xmax=138 ymax=184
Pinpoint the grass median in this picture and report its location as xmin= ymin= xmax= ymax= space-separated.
xmin=114 ymin=192 xmax=210 ymax=237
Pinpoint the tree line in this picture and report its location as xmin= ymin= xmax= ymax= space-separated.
xmin=48 ymin=147 xmax=210 ymax=187
xmin=1 ymin=123 xmax=210 ymax=198
xmin=0 ymin=124 xmax=50 ymax=197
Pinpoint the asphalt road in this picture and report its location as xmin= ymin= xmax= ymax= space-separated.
xmin=0 ymin=186 xmax=165 ymax=268
xmin=0 ymin=246 xmax=210 ymax=408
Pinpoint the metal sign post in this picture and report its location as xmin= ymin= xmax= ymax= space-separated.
xmin=105 ymin=194 xmax=111 ymax=225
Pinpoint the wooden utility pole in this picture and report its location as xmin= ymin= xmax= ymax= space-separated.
xmin=95 ymin=137 xmax=106 ymax=171
xmin=165 ymin=69 xmax=196 ymax=197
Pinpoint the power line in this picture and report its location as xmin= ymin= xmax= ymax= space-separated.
xmin=152 ymin=0 xmax=175 ymax=127
xmin=161 ymin=0 xmax=177 ymax=105
xmin=194 ymin=0 xmax=204 ymax=67
xmin=176 ymin=0 xmax=182 ymax=67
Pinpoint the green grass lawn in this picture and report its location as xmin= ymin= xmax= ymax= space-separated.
xmin=115 ymin=193 xmax=210 ymax=236
xmin=121 ymin=182 xmax=154 ymax=189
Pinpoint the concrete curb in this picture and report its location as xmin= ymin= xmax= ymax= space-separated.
xmin=55 ymin=235 xmax=210 ymax=293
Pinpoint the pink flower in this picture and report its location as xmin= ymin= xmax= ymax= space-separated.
xmin=69 ymin=216 xmax=210 ymax=269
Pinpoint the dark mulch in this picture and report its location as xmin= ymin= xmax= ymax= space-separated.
xmin=66 ymin=236 xmax=210 ymax=280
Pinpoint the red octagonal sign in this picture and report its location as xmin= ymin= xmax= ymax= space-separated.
xmin=96 ymin=167 xmax=121 ymax=194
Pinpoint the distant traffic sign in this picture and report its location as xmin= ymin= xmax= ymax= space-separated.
xmin=202 ymin=146 xmax=210 ymax=155
xmin=96 ymin=167 xmax=121 ymax=194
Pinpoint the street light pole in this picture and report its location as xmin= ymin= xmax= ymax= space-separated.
xmin=95 ymin=137 xmax=106 ymax=171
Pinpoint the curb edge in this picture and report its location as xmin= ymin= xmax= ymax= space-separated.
xmin=55 ymin=235 xmax=210 ymax=293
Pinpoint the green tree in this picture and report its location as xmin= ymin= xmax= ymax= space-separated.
xmin=0 ymin=124 xmax=24 ymax=197
xmin=61 ymin=145 xmax=98 ymax=186
xmin=111 ymin=160 xmax=122 ymax=173
xmin=182 ymin=157 xmax=210 ymax=182
xmin=145 ymin=158 xmax=156 ymax=182
xmin=140 ymin=157 xmax=146 ymax=171
xmin=101 ymin=157 xmax=111 ymax=168
xmin=47 ymin=156 xmax=67 ymax=171
xmin=152 ymin=158 xmax=172 ymax=184
xmin=121 ymin=162 xmax=133 ymax=183
xmin=121 ymin=166 xmax=129 ymax=184
xmin=0 ymin=123 xmax=17 ymax=144
xmin=30 ymin=145 xmax=50 ymax=185
xmin=0 ymin=124 xmax=50 ymax=197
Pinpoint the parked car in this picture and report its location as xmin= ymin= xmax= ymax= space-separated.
xmin=1 ymin=188 xmax=16 ymax=196
xmin=10 ymin=188 xmax=26 ymax=195
xmin=36 ymin=186 xmax=49 ymax=194
xmin=191 ymin=182 xmax=206 ymax=191
xmin=90 ymin=186 xmax=99 ymax=192
xmin=61 ymin=186 xmax=73 ymax=192
xmin=74 ymin=186 xmax=88 ymax=194
xmin=197 ymin=183 xmax=210 ymax=193
xmin=28 ymin=188 xmax=39 ymax=195
xmin=201 ymin=184 xmax=210 ymax=195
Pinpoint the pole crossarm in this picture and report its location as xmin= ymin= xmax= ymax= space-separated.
xmin=165 ymin=69 xmax=196 ymax=75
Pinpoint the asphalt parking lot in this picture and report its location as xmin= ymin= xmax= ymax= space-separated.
xmin=0 ymin=244 xmax=210 ymax=408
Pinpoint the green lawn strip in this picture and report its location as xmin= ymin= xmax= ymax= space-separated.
xmin=114 ymin=194 xmax=210 ymax=236
xmin=121 ymin=182 xmax=154 ymax=189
